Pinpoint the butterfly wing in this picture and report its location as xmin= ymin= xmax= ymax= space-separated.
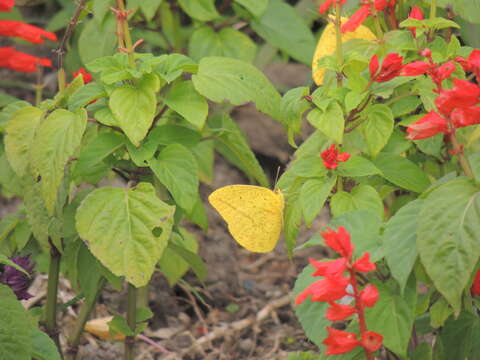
xmin=208 ymin=185 xmax=284 ymax=253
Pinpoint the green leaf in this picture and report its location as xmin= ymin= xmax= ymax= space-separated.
xmin=149 ymin=144 xmax=199 ymax=212
xmin=0 ymin=284 xmax=32 ymax=360
xmin=93 ymin=0 xmax=113 ymax=24
xmin=109 ymin=84 xmax=156 ymax=146
xmin=108 ymin=315 xmax=134 ymax=336
xmin=140 ymin=0 xmax=163 ymax=21
xmin=0 ymin=253 xmax=29 ymax=276
xmin=23 ymin=180 xmax=52 ymax=252
xmin=360 ymin=104 xmax=394 ymax=157
xmin=330 ymin=185 xmax=384 ymax=220
xmin=251 ymin=0 xmax=315 ymax=65
xmin=192 ymin=57 xmax=281 ymax=120
xmin=234 ymin=0 xmax=268 ymax=17
xmin=0 ymin=92 xmax=19 ymax=108
xmin=78 ymin=16 xmax=116 ymax=65
xmin=32 ymin=109 xmax=87 ymax=215
xmin=154 ymin=54 xmax=196 ymax=84
xmin=188 ymin=26 xmax=256 ymax=63
xmin=365 ymin=282 xmax=415 ymax=357
xmin=412 ymin=342 xmax=433 ymax=360
xmin=75 ymin=183 xmax=175 ymax=287
xmin=68 ymin=82 xmax=107 ymax=111
xmin=75 ymin=132 xmax=125 ymax=181
xmin=148 ymin=124 xmax=201 ymax=147
xmin=163 ymin=81 xmax=208 ymax=130
xmin=94 ymin=106 xmax=119 ymax=127
xmin=4 ymin=106 xmax=43 ymax=177
xmin=417 ymin=178 xmax=480 ymax=313
xmin=209 ymin=114 xmax=269 ymax=187
xmin=337 ymin=155 xmax=381 ymax=177
xmin=329 ymin=210 xmax=383 ymax=261
xmin=293 ymin=265 xmax=328 ymax=349
xmin=307 ymin=102 xmax=344 ymax=144
xmin=0 ymin=100 xmax=30 ymax=131
xmin=300 ymin=176 xmax=336 ymax=227
xmin=31 ymin=328 xmax=62 ymax=360
xmin=384 ymin=199 xmax=423 ymax=293
xmin=430 ymin=297 xmax=453 ymax=328
xmin=373 ymin=153 xmax=430 ymax=193
xmin=438 ymin=0 xmax=480 ymax=24
xmin=288 ymin=156 xmax=327 ymax=178
xmin=177 ymin=0 xmax=219 ymax=21
xmin=468 ymin=152 xmax=480 ymax=182
xmin=440 ymin=311 xmax=480 ymax=360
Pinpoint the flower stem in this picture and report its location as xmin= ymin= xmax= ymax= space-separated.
xmin=427 ymin=0 xmax=437 ymax=41
xmin=116 ymin=0 xmax=135 ymax=68
xmin=65 ymin=278 xmax=106 ymax=360
xmin=349 ymin=269 xmax=374 ymax=360
xmin=45 ymin=240 xmax=63 ymax=357
xmin=449 ymin=132 xmax=474 ymax=178
xmin=334 ymin=2 xmax=344 ymax=86
xmin=369 ymin=0 xmax=384 ymax=42
xmin=124 ymin=283 xmax=137 ymax=360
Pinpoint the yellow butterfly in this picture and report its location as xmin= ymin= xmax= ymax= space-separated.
xmin=208 ymin=185 xmax=284 ymax=253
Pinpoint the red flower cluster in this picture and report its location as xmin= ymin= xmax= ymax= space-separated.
xmin=456 ymin=49 xmax=480 ymax=82
xmin=321 ymin=144 xmax=350 ymax=169
xmin=370 ymin=53 xmax=403 ymax=83
xmin=342 ymin=0 xmax=396 ymax=33
xmin=295 ymin=227 xmax=382 ymax=356
xmin=408 ymin=6 xmax=424 ymax=38
xmin=318 ymin=0 xmax=347 ymax=14
xmin=0 ymin=20 xmax=57 ymax=44
xmin=0 ymin=1 xmax=55 ymax=72
xmin=471 ymin=270 xmax=480 ymax=296
xmin=0 ymin=0 xmax=13 ymax=12
xmin=0 ymin=47 xmax=52 ymax=72
xmin=72 ymin=67 xmax=93 ymax=84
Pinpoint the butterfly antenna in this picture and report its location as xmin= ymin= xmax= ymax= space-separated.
xmin=274 ymin=166 xmax=282 ymax=189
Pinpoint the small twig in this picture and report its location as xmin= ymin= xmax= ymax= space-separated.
xmin=56 ymin=0 xmax=88 ymax=70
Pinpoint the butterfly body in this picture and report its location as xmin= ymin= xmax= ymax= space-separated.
xmin=208 ymin=185 xmax=284 ymax=253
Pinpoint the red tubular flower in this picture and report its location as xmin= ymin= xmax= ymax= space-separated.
xmin=369 ymin=55 xmax=379 ymax=79
xmin=310 ymin=257 xmax=347 ymax=277
xmin=406 ymin=111 xmax=449 ymax=140
xmin=341 ymin=4 xmax=370 ymax=33
xmin=295 ymin=275 xmax=350 ymax=304
xmin=0 ymin=47 xmax=52 ymax=72
xmin=401 ymin=61 xmax=432 ymax=76
xmin=373 ymin=53 xmax=403 ymax=82
xmin=321 ymin=144 xmax=350 ymax=169
xmin=323 ymin=327 xmax=359 ymax=355
xmin=435 ymin=62 xmax=455 ymax=82
xmin=456 ymin=49 xmax=480 ymax=81
xmin=352 ymin=253 xmax=376 ymax=273
xmin=435 ymin=79 xmax=480 ymax=115
xmin=321 ymin=226 xmax=353 ymax=259
xmin=319 ymin=0 xmax=347 ymax=14
xmin=471 ymin=270 xmax=480 ymax=296
xmin=450 ymin=106 xmax=480 ymax=128
xmin=0 ymin=20 xmax=57 ymax=44
xmin=361 ymin=331 xmax=383 ymax=352
xmin=0 ymin=0 xmax=13 ymax=12
xmin=72 ymin=67 xmax=93 ymax=84
xmin=359 ymin=284 xmax=379 ymax=308
xmin=408 ymin=6 xmax=424 ymax=37
xmin=326 ymin=302 xmax=357 ymax=321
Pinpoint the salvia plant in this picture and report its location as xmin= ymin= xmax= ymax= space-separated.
xmin=0 ymin=0 xmax=479 ymax=360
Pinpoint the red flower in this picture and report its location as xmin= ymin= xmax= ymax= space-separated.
xmin=406 ymin=111 xmax=449 ymax=140
xmin=72 ymin=67 xmax=93 ymax=84
xmin=310 ymin=257 xmax=347 ymax=277
xmin=321 ymin=226 xmax=353 ymax=259
xmin=0 ymin=0 xmax=13 ymax=12
xmin=450 ymin=106 xmax=480 ymax=128
xmin=408 ymin=6 xmax=424 ymax=37
xmin=319 ymin=0 xmax=347 ymax=14
xmin=0 ymin=20 xmax=57 ymax=44
xmin=326 ymin=302 xmax=357 ymax=321
xmin=0 ymin=47 xmax=52 ymax=72
xmin=435 ymin=62 xmax=456 ymax=82
xmin=322 ymin=327 xmax=359 ymax=355
xmin=456 ymin=49 xmax=480 ymax=81
xmin=352 ymin=253 xmax=376 ymax=273
xmin=401 ymin=61 xmax=433 ymax=76
xmin=471 ymin=270 xmax=480 ymax=296
xmin=361 ymin=331 xmax=383 ymax=352
xmin=435 ymin=79 xmax=480 ymax=115
xmin=321 ymin=144 xmax=350 ymax=169
xmin=359 ymin=284 xmax=379 ymax=308
xmin=295 ymin=275 xmax=350 ymax=304
xmin=369 ymin=55 xmax=379 ymax=79
xmin=342 ymin=0 xmax=393 ymax=33
xmin=370 ymin=53 xmax=403 ymax=83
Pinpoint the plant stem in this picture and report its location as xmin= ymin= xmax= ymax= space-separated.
xmin=334 ymin=2 xmax=344 ymax=86
xmin=369 ymin=0 xmax=384 ymax=42
xmin=124 ymin=283 xmax=137 ymax=360
xmin=116 ymin=0 xmax=135 ymax=68
xmin=449 ymin=132 xmax=474 ymax=178
xmin=65 ymin=278 xmax=106 ymax=360
xmin=137 ymin=284 xmax=149 ymax=309
xmin=35 ymin=66 xmax=43 ymax=106
xmin=427 ymin=0 xmax=437 ymax=41
xmin=45 ymin=240 xmax=63 ymax=357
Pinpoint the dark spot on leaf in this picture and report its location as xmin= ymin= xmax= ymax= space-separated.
xmin=152 ymin=227 xmax=163 ymax=237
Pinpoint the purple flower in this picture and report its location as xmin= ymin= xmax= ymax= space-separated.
xmin=0 ymin=255 xmax=34 ymax=300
